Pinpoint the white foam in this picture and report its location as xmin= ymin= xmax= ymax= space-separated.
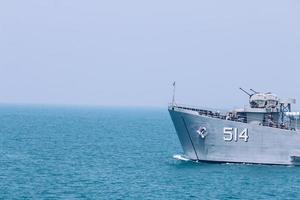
xmin=173 ymin=154 xmax=191 ymax=161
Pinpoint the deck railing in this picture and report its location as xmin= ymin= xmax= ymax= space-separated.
xmin=170 ymin=104 xmax=295 ymax=131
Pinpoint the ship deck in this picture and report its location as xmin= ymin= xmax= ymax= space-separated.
xmin=169 ymin=104 xmax=293 ymax=131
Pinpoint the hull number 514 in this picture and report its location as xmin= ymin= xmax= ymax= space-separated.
xmin=224 ymin=127 xmax=249 ymax=142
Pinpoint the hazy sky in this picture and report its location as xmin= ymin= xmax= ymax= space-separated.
xmin=1 ymin=0 xmax=299 ymax=109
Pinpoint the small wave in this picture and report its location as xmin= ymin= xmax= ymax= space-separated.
xmin=173 ymin=154 xmax=191 ymax=161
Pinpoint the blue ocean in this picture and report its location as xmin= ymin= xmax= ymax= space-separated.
xmin=1 ymin=105 xmax=300 ymax=199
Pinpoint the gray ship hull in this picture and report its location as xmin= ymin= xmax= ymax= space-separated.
xmin=169 ymin=107 xmax=300 ymax=165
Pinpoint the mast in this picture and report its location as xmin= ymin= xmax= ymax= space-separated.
xmin=172 ymin=81 xmax=176 ymax=106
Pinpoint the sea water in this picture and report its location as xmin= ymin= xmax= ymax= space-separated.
xmin=1 ymin=105 xmax=300 ymax=199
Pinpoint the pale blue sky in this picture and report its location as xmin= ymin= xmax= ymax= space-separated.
xmin=0 ymin=0 xmax=299 ymax=108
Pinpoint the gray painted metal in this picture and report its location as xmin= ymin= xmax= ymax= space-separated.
xmin=169 ymin=106 xmax=300 ymax=165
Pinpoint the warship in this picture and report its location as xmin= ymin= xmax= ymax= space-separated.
xmin=169 ymin=85 xmax=300 ymax=165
